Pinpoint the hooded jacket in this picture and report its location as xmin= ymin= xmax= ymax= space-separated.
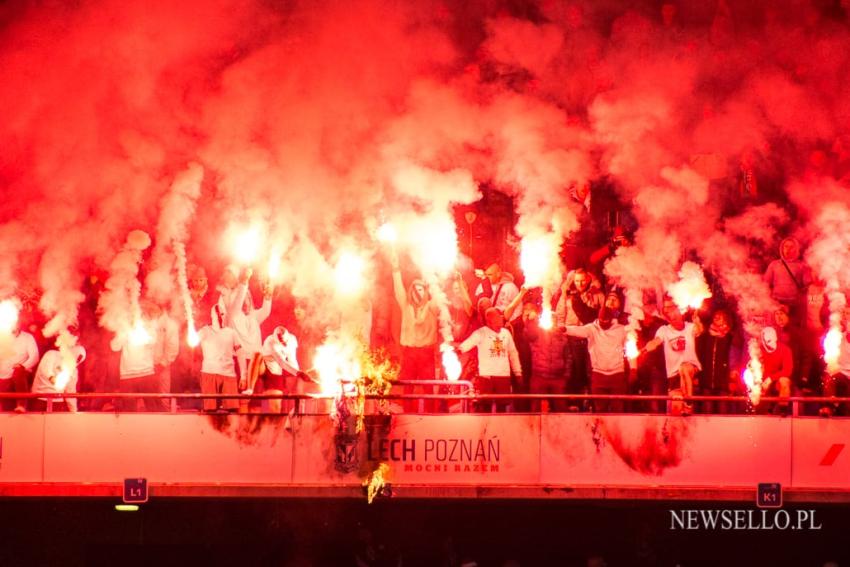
xmin=262 ymin=326 xmax=300 ymax=376
xmin=31 ymin=346 xmax=86 ymax=411
xmin=198 ymin=305 xmax=239 ymax=377
xmin=392 ymin=271 xmax=438 ymax=347
xmin=764 ymin=237 xmax=811 ymax=303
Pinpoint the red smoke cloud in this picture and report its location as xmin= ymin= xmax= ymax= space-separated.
xmin=0 ymin=0 xmax=849 ymax=340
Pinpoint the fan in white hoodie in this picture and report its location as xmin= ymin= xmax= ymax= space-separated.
xmin=198 ymin=304 xmax=241 ymax=412
xmin=261 ymin=326 xmax=301 ymax=414
xmin=31 ymin=345 xmax=86 ymax=412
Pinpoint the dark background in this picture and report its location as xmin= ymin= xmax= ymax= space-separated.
xmin=0 ymin=497 xmax=847 ymax=566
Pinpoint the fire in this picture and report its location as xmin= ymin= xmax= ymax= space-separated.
xmin=364 ymin=462 xmax=390 ymax=504
xmin=376 ymin=222 xmax=397 ymax=244
xmin=0 ymin=299 xmax=20 ymax=334
xmin=625 ymin=331 xmax=639 ymax=361
xmin=187 ymin=324 xmax=200 ymax=348
xmin=539 ymin=307 xmax=553 ymax=330
xmin=520 ymin=234 xmax=558 ymax=287
xmin=313 ymin=340 xmax=361 ymax=396
xmin=441 ymin=346 xmax=461 ymax=381
xmin=129 ymin=321 xmax=152 ymax=346
xmin=667 ymin=261 xmax=713 ymax=313
xmin=334 ymin=251 xmax=366 ymax=297
xmin=823 ymin=326 xmax=842 ymax=374
xmin=231 ymin=226 xmax=263 ymax=265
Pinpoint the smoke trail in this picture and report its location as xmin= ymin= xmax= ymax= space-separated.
xmin=145 ymin=162 xmax=204 ymax=304
xmin=98 ymin=230 xmax=151 ymax=334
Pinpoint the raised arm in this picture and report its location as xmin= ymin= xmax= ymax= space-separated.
xmin=390 ymin=248 xmax=407 ymax=308
xmin=504 ymin=286 xmax=528 ymax=322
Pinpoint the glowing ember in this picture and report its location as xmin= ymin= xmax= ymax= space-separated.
xmin=129 ymin=321 xmax=152 ymax=346
xmin=187 ymin=324 xmax=200 ymax=348
xmin=334 ymin=251 xmax=366 ymax=296
xmin=667 ymin=261 xmax=713 ymax=313
xmin=231 ymin=226 xmax=262 ymax=265
xmin=539 ymin=307 xmax=554 ymax=330
xmin=520 ymin=234 xmax=558 ymax=287
xmin=376 ymin=222 xmax=397 ymax=244
xmin=625 ymin=332 xmax=639 ymax=360
xmin=824 ymin=326 xmax=842 ymax=374
xmin=441 ymin=346 xmax=461 ymax=381
xmin=313 ymin=341 xmax=361 ymax=396
xmin=0 ymin=300 xmax=19 ymax=334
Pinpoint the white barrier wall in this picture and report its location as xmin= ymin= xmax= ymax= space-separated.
xmin=0 ymin=413 xmax=847 ymax=491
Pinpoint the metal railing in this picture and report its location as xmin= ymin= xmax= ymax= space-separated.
xmin=1 ymin=390 xmax=849 ymax=416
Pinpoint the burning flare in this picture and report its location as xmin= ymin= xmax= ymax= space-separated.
xmin=625 ymin=331 xmax=639 ymax=361
xmin=267 ymin=253 xmax=282 ymax=282
xmin=129 ymin=321 xmax=152 ymax=346
xmin=742 ymin=338 xmax=764 ymax=406
xmin=539 ymin=307 xmax=553 ymax=330
xmin=824 ymin=326 xmax=842 ymax=375
xmin=667 ymin=261 xmax=713 ymax=313
xmin=313 ymin=340 xmax=361 ymax=396
xmin=520 ymin=234 xmax=559 ymax=288
xmin=376 ymin=222 xmax=397 ymax=244
xmin=441 ymin=345 xmax=461 ymax=381
xmin=54 ymin=368 xmax=71 ymax=391
xmin=231 ymin=226 xmax=263 ymax=265
xmin=187 ymin=324 xmax=200 ymax=348
xmin=0 ymin=299 xmax=20 ymax=334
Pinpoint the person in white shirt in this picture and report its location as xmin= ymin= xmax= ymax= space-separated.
xmin=0 ymin=325 xmax=40 ymax=412
xmin=565 ymin=306 xmax=627 ymax=412
xmin=458 ymin=308 xmax=522 ymax=412
xmin=231 ymin=282 xmax=273 ymax=398
xmin=31 ymin=343 xmax=86 ymax=412
xmin=644 ymin=297 xmax=704 ymax=416
xmin=110 ymin=310 xmax=157 ymax=412
xmin=261 ymin=326 xmax=303 ymax=414
xmin=199 ymin=304 xmax=241 ymax=412
xmin=150 ymin=303 xmax=179 ymax=412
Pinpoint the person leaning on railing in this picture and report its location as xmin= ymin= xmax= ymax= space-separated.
xmin=0 ymin=318 xmax=39 ymax=413
xmin=30 ymin=342 xmax=86 ymax=412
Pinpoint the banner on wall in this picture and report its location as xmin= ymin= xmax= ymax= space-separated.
xmin=0 ymin=413 xmax=849 ymax=492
